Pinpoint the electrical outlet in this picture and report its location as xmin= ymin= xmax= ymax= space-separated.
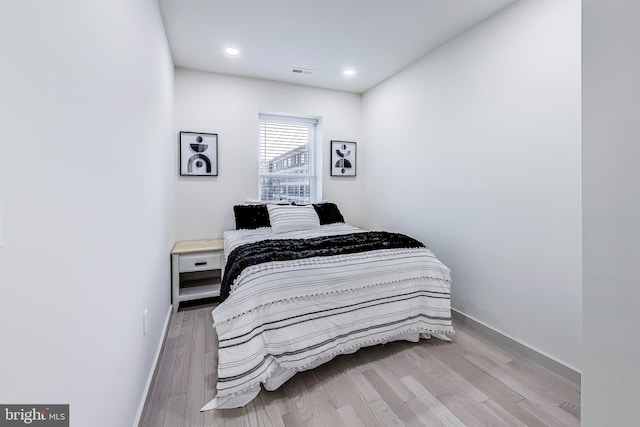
xmin=143 ymin=309 xmax=148 ymax=336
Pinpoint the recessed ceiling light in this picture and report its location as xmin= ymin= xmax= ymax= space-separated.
xmin=343 ymin=69 xmax=356 ymax=76
xmin=224 ymin=47 xmax=239 ymax=56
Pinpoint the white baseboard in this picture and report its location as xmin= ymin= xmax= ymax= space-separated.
xmin=133 ymin=305 xmax=173 ymax=427
xmin=451 ymin=308 xmax=581 ymax=385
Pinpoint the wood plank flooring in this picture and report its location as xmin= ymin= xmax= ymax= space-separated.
xmin=140 ymin=302 xmax=580 ymax=426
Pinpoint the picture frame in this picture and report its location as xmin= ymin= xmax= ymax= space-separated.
xmin=179 ymin=131 xmax=218 ymax=176
xmin=330 ymin=140 xmax=356 ymax=176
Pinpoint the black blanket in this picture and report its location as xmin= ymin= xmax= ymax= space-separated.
xmin=220 ymin=231 xmax=425 ymax=302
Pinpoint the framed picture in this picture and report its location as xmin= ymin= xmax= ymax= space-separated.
xmin=179 ymin=131 xmax=218 ymax=176
xmin=330 ymin=140 xmax=356 ymax=176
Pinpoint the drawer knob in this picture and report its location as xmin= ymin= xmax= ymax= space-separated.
xmin=195 ymin=261 xmax=207 ymax=266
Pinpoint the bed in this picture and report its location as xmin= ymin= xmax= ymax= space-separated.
xmin=201 ymin=203 xmax=454 ymax=410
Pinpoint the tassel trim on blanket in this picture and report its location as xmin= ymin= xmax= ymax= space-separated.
xmin=207 ymin=325 xmax=454 ymax=407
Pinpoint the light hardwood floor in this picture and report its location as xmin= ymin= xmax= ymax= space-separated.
xmin=140 ymin=302 xmax=580 ymax=426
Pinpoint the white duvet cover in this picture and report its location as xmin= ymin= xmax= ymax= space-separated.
xmin=202 ymin=224 xmax=453 ymax=410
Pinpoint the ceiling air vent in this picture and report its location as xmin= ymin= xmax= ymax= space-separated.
xmin=291 ymin=67 xmax=315 ymax=76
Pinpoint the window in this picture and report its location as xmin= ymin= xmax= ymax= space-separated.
xmin=259 ymin=113 xmax=320 ymax=204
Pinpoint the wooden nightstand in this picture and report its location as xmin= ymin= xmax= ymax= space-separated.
xmin=171 ymin=239 xmax=224 ymax=313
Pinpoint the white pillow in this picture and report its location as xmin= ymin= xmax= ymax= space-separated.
xmin=267 ymin=204 xmax=320 ymax=234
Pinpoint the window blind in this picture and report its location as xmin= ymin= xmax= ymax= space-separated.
xmin=258 ymin=114 xmax=319 ymax=203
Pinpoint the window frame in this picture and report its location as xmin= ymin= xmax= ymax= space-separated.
xmin=258 ymin=113 xmax=322 ymax=204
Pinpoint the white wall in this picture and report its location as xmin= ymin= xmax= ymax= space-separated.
xmin=582 ymin=0 xmax=640 ymax=424
xmin=0 ymin=2 xmax=175 ymax=426
xmin=174 ymin=69 xmax=363 ymax=240
xmin=362 ymin=0 xmax=582 ymax=370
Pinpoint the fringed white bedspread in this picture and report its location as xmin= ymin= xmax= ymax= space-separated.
xmin=202 ymin=224 xmax=454 ymax=410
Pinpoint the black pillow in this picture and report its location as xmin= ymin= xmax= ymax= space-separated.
xmin=233 ymin=205 xmax=271 ymax=229
xmin=313 ymin=202 xmax=345 ymax=225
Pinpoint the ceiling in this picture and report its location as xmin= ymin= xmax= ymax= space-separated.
xmin=158 ymin=0 xmax=516 ymax=93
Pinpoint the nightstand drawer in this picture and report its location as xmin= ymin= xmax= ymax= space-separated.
xmin=179 ymin=252 xmax=222 ymax=273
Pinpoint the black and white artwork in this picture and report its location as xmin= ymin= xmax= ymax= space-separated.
xmin=180 ymin=132 xmax=218 ymax=176
xmin=331 ymin=140 xmax=356 ymax=176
